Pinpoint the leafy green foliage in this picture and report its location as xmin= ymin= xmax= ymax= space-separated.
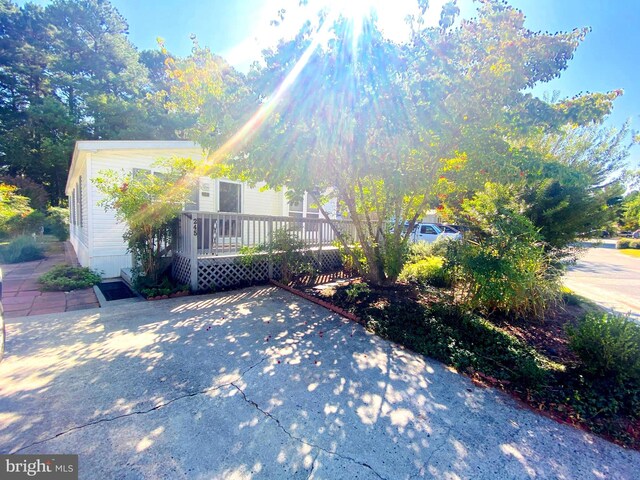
xmin=0 ymin=0 xmax=188 ymax=203
xmin=447 ymin=183 xmax=561 ymax=318
xmin=94 ymin=157 xmax=197 ymax=286
xmin=260 ymin=228 xmax=316 ymax=283
xmin=139 ymin=277 xmax=189 ymax=298
xmin=334 ymin=238 xmax=367 ymax=276
xmin=399 ymin=257 xmax=449 ymax=288
xmin=0 ymin=183 xmax=32 ymax=238
xmin=0 ymin=175 xmax=49 ymax=210
xmin=617 ymin=239 xmax=640 ymax=249
xmin=405 ymin=239 xmax=450 ymax=263
xmin=568 ymin=312 xmax=640 ymax=383
xmin=38 ymin=264 xmax=101 ymax=291
xmin=621 ymin=191 xmax=640 ymax=229
xmin=563 ymin=312 xmax=640 ymax=424
xmin=6 ymin=210 xmax=46 ymax=237
xmin=344 ymin=282 xmax=372 ymax=303
xmin=158 ymin=38 xmax=250 ymax=144
xmin=0 ymin=236 xmax=45 ymax=263
xmin=188 ymin=0 xmax=620 ymax=286
xmin=44 ymin=207 xmax=69 ymax=241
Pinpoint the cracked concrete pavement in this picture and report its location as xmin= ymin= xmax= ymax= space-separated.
xmin=1 ymin=286 xmax=638 ymax=479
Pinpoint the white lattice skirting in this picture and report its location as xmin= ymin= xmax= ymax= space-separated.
xmin=172 ymin=253 xmax=191 ymax=286
xmin=173 ymin=248 xmax=343 ymax=292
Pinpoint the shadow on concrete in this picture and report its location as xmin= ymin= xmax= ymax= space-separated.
xmin=0 ymin=286 xmax=637 ymax=479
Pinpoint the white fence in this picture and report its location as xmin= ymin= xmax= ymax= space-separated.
xmin=173 ymin=212 xmax=356 ymax=290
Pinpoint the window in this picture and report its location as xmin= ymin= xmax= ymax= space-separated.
xmin=70 ymin=188 xmax=76 ymax=226
xmin=219 ymin=181 xmax=241 ymax=213
xmin=218 ymin=181 xmax=242 ymax=238
xmin=288 ymin=193 xmax=320 ymax=219
xmin=77 ymin=177 xmax=83 ymax=227
xmin=420 ymin=225 xmax=437 ymax=235
xmin=288 ymin=198 xmax=304 ymax=219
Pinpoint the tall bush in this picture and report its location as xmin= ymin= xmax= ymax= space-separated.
xmin=44 ymin=207 xmax=70 ymax=241
xmin=447 ymin=183 xmax=561 ymax=318
xmin=263 ymin=228 xmax=315 ymax=283
xmin=568 ymin=312 xmax=640 ymax=383
xmin=0 ymin=175 xmax=49 ymax=210
xmin=0 ymin=184 xmax=33 ymax=238
xmin=94 ymin=158 xmax=197 ymax=287
xmin=7 ymin=210 xmax=46 ymax=236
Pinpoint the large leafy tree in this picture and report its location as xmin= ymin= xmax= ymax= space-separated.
xmin=183 ymin=0 xmax=621 ymax=285
xmin=518 ymin=123 xmax=632 ymax=247
xmin=622 ymin=191 xmax=640 ymax=230
xmin=0 ymin=0 xmax=185 ymax=203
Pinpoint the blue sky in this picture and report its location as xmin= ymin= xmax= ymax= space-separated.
xmin=23 ymin=0 xmax=640 ymax=167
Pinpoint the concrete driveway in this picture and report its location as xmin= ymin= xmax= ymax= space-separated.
xmin=564 ymin=240 xmax=640 ymax=320
xmin=0 ymin=287 xmax=638 ymax=479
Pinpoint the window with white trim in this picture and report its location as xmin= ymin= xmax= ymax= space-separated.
xmin=219 ymin=181 xmax=242 ymax=213
xmin=70 ymin=188 xmax=76 ymax=225
xmin=77 ymin=177 xmax=83 ymax=227
xmin=288 ymin=192 xmax=319 ymax=219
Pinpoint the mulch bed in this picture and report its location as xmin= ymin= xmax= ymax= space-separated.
xmin=491 ymin=305 xmax=583 ymax=366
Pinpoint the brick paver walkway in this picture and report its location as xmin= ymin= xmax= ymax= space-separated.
xmin=1 ymin=241 xmax=99 ymax=319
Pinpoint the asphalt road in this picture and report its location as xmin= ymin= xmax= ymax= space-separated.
xmin=1 ymin=286 xmax=638 ymax=479
xmin=564 ymin=240 xmax=640 ymax=320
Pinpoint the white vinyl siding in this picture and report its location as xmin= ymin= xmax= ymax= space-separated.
xmin=68 ymin=158 xmax=90 ymax=268
xmin=243 ymin=183 xmax=283 ymax=216
xmin=66 ymin=142 xmax=293 ymax=277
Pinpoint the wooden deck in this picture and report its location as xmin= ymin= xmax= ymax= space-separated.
xmin=173 ymin=212 xmax=355 ymax=290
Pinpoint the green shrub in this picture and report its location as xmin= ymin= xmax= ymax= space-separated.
xmin=0 ymin=236 xmax=45 ymax=263
xmin=447 ymin=183 xmax=562 ymax=319
xmin=44 ymin=207 xmax=69 ymax=241
xmin=39 ymin=264 xmax=102 ymax=291
xmin=139 ymin=276 xmax=189 ymax=298
xmin=0 ymin=184 xmax=33 ymax=238
xmin=618 ymin=238 xmax=640 ymax=249
xmin=406 ymin=241 xmax=432 ymax=263
xmin=399 ymin=256 xmax=450 ymax=288
xmin=565 ymin=312 xmax=640 ymax=419
xmin=617 ymin=238 xmax=630 ymax=249
xmin=334 ymin=237 xmax=367 ymax=276
xmin=568 ymin=312 xmax=640 ymax=383
xmin=405 ymin=239 xmax=451 ymax=264
xmin=357 ymin=298 xmax=548 ymax=389
xmin=263 ymin=228 xmax=315 ymax=282
xmin=446 ymin=239 xmax=561 ymax=318
xmin=7 ymin=210 xmax=46 ymax=236
xmin=345 ymin=282 xmax=372 ymax=303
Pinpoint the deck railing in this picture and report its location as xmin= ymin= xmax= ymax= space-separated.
xmin=175 ymin=212 xmax=357 ymax=257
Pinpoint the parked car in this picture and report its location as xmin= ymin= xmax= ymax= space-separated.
xmin=588 ymin=229 xmax=610 ymax=238
xmin=620 ymin=231 xmax=633 ymax=238
xmin=410 ymin=223 xmax=461 ymax=243
xmin=437 ymin=224 xmax=463 ymax=238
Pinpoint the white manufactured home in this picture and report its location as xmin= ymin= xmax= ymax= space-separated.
xmin=66 ymin=140 xmax=342 ymax=279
